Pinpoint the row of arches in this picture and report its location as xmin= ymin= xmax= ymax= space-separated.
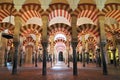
xmin=0 ymin=0 xmax=120 ymax=75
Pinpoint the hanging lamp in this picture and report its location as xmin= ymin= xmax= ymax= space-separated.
xmin=2 ymin=1 xmax=13 ymax=39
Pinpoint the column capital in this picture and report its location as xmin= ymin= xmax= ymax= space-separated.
xmin=13 ymin=41 xmax=20 ymax=47
xmin=41 ymin=41 xmax=48 ymax=49
xmin=71 ymin=40 xmax=78 ymax=49
xmin=100 ymin=41 xmax=107 ymax=47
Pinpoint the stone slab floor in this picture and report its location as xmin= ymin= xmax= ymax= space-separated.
xmin=0 ymin=63 xmax=120 ymax=80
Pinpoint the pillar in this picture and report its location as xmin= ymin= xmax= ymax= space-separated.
xmin=50 ymin=35 xmax=54 ymax=66
xmin=117 ymin=45 xmax=120 ymax=64
xmin=12 ymin=15 xmax=21 ymax=74
xmin=41 ymin=15 xmax=48 ymax=75
xmin=81 ymin=33 xmax=86 ymax=67
xmin=0 ymin=36 xmax=7 ymax=67
xmin=71 ymin=14 xmax=78 ymax=75
xmin=67 ymin=35 xmax=70 ymax=67
xmin=99 ymin=15 xmax=108 ymax=75
xmin=112 ymin=34 xmax=117 ymax=67
xmin=35 ymin=34 xmax=39 ymax=67
xmin=25 ymin=45 xmax=33 ymax=64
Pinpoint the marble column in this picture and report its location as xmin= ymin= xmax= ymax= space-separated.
xmin=41 ymin=15 xmax=48 ymax=75
xmin=0 ymin=36 xmax=7 ymax=67
xmin=112 ymin=33 xmax=117 ymax=67
xmin=72 ymin=40 xmax=78 ymax=75
xmin=50 ymin=35 xmax=54 ymax=66
xmin=67 ymin=36 xmax=70 ymax=67
xmin=12 ymin=15 xmax=21 ymax=74
xmin=71 ymin=15 xmax=78 ymax=75
xmin=12 ymin=41 xmax=19 ymax=74
xmin=99 ymin=15 xmax=108 ymax=75
xmin=117 ymin=45 xmax=120 ymax=64
xmin=81 ymin=33 xmax=86 ymax=67
xmin=42 ymin=41 xmax=48 ymax=75
xmin=25 ymin=45 xmax=33 ymax=64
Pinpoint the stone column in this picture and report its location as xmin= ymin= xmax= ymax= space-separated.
xmin=99 ymin=15 xmax=108 ymax=75
xmin=50 ymin=35 xmax=54 ymax=66
xmin=67 ymin=35 xmax=70 ymax=67
xmin=81 ymin=33 xmax=86 ymax=67
xmin=41 ymin=15 xmax=48 ymax=75
xmin=117 ymin=45 xmax=120 ymax=64
xmin=42 ymin=41 xmax=48 ymax=75
xmin=35 ymin=34 xmax=39 ymax=67
xmin=112 ymin=33 xmax=117 ymax=67
xmin=0 ymin=37 xmax=7 ymax=67
xmin=12 ymin=15 xmax=21 ymax=74
xmin=25 ymin=45 xmax=33 ymax=64
xmin=71 ymin=15 xmax=78 ymax=75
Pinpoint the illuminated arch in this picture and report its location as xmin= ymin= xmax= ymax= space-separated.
xmin=2 ymin=16 xmax=15 ymax=25
xmin=55 ymin=42 xmax=66 ymax=52
xmin=54 ymin=33 xmax=66 ymax=41
xmin=77 ymin=17 xmax=94 ymax=26
xmin=48 ymin=10 xmax=71 ymax=26
xmin=26 ymin=17 xmax=43 ymax=26
xmin=49 ymin=17 xmax=71 ymax=26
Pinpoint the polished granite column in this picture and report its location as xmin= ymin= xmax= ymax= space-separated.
xmin=12 ymin=15 xmax=21 ymax=75
xmin=99 ymin=15 xmax=108 ymax=75
xmin=71 ymin=14 xmax=78 ymax=75
xmin=41 ymin=15 xmax=48 ymax=75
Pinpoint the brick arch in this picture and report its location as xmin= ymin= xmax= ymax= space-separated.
xmin=48 ymin=9 xmax=71 ymax=26
xmin=7 ymin=39 xmax=13 ymax=47
xmin=0 ymin=3 xmax=17 ymax=22
xmin=0 ymin=22 xmax=14 ymax=34
xmin=20 ymin=24 xmax=42 ymax=37
xmin=23 ymin=36 xmax=36 ymax=46
xmin=48 ymin=23 xmax=71 ymax=36
xmin=102 ymin=3 xmax=120 ymax=23
xmin=105 ymin=24 xmax=120 ymax=42
xmin=105 ymin=24 xmax=120 ymax=33
xmin=54 ymin=39 xmax=66 ymax=53
xmin=74 ymin=4 xmax=99 ymax=25
xmin=77 ymin=24 xmax=99 ymax=40
xmin=86 ymin=36 xmax=97 ymax=50
xmin=19 ymin=3 xmax=43 ymax=24
xmin=54 ymin=39 xmax=66 ymax=45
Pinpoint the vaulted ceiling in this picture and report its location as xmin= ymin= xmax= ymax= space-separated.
xmin=12 ymin=0 xmax=110 ymax=11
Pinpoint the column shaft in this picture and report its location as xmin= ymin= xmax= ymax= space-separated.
xmin=12 ymin=16 xmax=21 ymax=74
xmin=42 ymin=42 xmax=48 ymax=75
xmin=41 ymin=15 xmax=48 ymax=75
xmin=0 ymin=37 xmax=7 ymax=66
xmin=71 ymin=15 xmax=78 ymax=75
xmin=99 ymin=16 xmax=108 ymax=75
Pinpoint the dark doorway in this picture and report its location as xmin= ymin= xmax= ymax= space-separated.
xmin=58 ymin=51 xmax=63 ymax=61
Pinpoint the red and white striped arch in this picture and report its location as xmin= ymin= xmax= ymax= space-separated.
xmin=105 ymin=24 xmax=120 ymax=40
xmin=77 ymin=10 xmax=98 ymax=26
xmin=48 ymin=9 xmax=71 ymax=26
xmin=0 ymin=3 xmax=16 ymax=24
xmin=48 ymin=23 xmax=71 ymax=36
xmin=54 ymin=41 xmax=66 ymax=53
xmin=23 ymin=36 xmax=36 ymax=46
xmin=20 ymin=24 xmax=42 ymax=37
xmin=0 ymin=22 xmax=14 ymax=34
xmin=20 ymin=3 xmax=43 ymax=26
xmin=20 ymin=10 xmax=42 ymax=26
xmin=105 ymin=10 xmax=120 ymax=23
xmin=102 ymin=4 xmax=120 ymax=23
xmin=77 ymin=24 xmax=99 ymax=42
xmin=0 ymin=10 xmax=9 ymax=22
xmin=105 ymin=24 xmax=120 ymax=32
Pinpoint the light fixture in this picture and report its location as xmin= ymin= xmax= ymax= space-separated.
xmin=2 ymin=1 xmax=13 ymax=39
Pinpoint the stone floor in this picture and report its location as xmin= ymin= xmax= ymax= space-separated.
xmin=0 ymin=62 xmax=120 ymax=80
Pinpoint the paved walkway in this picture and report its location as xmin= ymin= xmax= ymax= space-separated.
xmin=0 ymin=62 xmax=120 ymax=80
